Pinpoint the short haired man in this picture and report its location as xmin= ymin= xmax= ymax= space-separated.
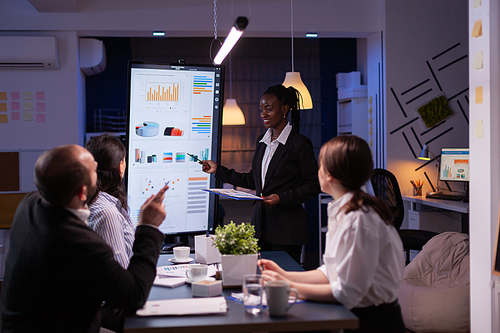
xmin=1 ymin=145 xmax=168 ymax=332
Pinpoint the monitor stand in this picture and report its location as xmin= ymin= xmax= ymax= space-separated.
xmin=161 ymin=235 xmax=190 ymax=253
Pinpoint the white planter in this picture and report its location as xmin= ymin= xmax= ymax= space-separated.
xmin=220 ymin=253 xmax=258 ymax=287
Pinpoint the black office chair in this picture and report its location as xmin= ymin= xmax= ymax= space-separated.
xmin=371 ymin=168 xmax=438 ymax=265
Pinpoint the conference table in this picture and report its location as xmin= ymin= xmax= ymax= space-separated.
xmin=124 ymin=251 xmax=359 ymax=332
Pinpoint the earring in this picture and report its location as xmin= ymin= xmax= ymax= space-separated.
xmin=283 ymin=113 xmax=286 ymax=119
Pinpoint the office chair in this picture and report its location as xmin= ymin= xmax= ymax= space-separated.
xmin=371 ymin=169 xmax=438 ymax=264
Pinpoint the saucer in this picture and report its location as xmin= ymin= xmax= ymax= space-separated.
xmin=186 ymin=277 xmax=216 ymax=284
xmin=168 ymin=258 xmax=194 ymax=264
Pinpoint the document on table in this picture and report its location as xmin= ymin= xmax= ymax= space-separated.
xmin=156 ymin=264 xmax=217 ymax=277
xmin=136 ymin=296 xmax=228 ymax=316
xmin=202 ymin=188 xmax=264 ymax=200
xmin=153 ymin=276 xmax=187 ymax=288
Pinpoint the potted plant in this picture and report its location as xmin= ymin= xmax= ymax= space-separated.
xmin=212 ymin=221 xmax=259 ymax=287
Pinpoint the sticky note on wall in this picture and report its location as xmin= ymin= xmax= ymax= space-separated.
xmin=473 ymin=0 xmax=482 ymax=8
xmin=0 ymin=114 xmax=8 ymax=123
xmin=0 ymin=103 xmax=7 ymax=112
xmin=23 ymin=102 xmax=32 ymax=111
xmin=0 ymin=92 xmax=6 ymax=100
xmin=475 ymin=120 xmax=484 ymax=138
xmin=476 ymin=86 xmax=483 ymax=104
xmin=23 ymin=92 xmax=32 ymax=100
xmin=23 ymin=113 xmax=33 ymax=121
xmin=473 ymin=51 xmax=483 ymax=69
xmin=472 ymin=19 xmax=482 ymax=37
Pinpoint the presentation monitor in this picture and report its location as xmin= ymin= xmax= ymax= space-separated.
xmin=439 ymin=148 xmax=469 ymax=182
xmin=126 ymin=61 xmax=224 ymax=236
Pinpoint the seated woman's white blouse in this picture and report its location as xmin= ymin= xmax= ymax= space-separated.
xmin=318 ymin=192 xmax=404 ymax=310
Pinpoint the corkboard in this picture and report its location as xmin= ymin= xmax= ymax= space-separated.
xmin=0 ymin=152 xmax=19 ymax=191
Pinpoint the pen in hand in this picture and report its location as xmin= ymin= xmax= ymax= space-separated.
xmin=186 ymin=153 xmax=203 ymax=165
xmin=258 ymin=253 xmax=265 ymax=272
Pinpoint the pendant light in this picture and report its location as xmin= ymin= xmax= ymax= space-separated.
xmin=223 ymin=54 xmax=245 ymax=125
xmin=282 ymin=0 xmax=313 ymax=110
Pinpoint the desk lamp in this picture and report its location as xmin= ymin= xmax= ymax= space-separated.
xmin=418 ymin=144 xmax=441 ymax=195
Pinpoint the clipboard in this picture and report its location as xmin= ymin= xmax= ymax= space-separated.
xmin=202 ymin=188 xmax=264 ymax=200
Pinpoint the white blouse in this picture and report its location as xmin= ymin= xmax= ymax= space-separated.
xmin=318 ymin=191 xmax=404 ymax=309
xmin=259 ymin=122 xmax=292 ymax=188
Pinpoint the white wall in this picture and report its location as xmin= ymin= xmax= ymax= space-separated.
xmin=469 ymin=0 xmax=500 ymax=332
xmin=385 ymin=0 xmax=469 ymax=197
xmin=0 ymin=31 xmax=84 ymax=150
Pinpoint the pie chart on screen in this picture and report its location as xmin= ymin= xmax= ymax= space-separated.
xmin=135 ymin=121 xmax=159 ymax=137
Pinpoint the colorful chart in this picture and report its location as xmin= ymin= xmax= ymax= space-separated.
xmin=193 ymin=75 xmax=213 ymax=95
xmin=192 ymin=116 xmax=211 ymax=134
xmin=146 ymin=82 xmax=180 ymax=102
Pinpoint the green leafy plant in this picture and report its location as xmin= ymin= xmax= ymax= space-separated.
xmin=417 ymin=95 xmax=453 ymax=128
xmin=212 ymin=221 xmax=259 ymax=255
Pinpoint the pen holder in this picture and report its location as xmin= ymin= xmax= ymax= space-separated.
xmin=195 ymin=234 xmax=221 ymax=264
xmin=413 ymin=186 xmax=423 ymax=196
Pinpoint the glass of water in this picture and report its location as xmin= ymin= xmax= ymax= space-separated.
xmin=242 ymin=274 xmax=263 ymax=315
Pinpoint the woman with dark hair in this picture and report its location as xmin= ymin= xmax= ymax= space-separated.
xmin=86 ymin=134 xmax=134 ymax=269
xmin=259 ymin=135 xmax=405 ymax=333
xmin=203 ymin=84 xmax=320 ymax=263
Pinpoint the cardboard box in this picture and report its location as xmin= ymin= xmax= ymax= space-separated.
xmin=195 ymin=234 xmax=221 ymax=264
xmin=191 ymin=280 xmax=223 ymax=297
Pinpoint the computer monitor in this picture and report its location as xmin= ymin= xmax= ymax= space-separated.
xmin=126 ymin=61 xmax=224 ymax=237
xmin=439 ymin=148 xmax=469 ymax=182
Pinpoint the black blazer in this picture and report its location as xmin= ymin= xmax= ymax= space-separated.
xmin=1 ymin=192 xmax=164 ymax=333
xmin=216 ymin=129 xmax=320 ymax=245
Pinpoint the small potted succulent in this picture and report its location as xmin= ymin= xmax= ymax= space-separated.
xmin=212 ymin=221 xmax=259 ymax=287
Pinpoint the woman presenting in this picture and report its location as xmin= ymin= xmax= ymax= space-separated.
xmin=203 ymin=84 xmax=320 ymax=263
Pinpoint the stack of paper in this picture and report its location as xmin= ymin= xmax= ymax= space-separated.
xmin=136 ymin=296 xmax=228 ymax=316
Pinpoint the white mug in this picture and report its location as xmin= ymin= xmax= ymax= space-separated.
xmin=186 ymin=264 xmax=208 ymax=282
xmin=173 ymin=246 xmax=190 ymax=262
xmin=265 ymin=280 xmax=299 ymax=317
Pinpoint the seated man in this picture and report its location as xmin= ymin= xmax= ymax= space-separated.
xmin=1 ymin=145 xmax=168 ymax=333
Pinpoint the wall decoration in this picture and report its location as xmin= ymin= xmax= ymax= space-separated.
xmin=416 ymin=95 xmax=454 ymax=128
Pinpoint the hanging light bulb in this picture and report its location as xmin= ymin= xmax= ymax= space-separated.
xmin=223 ymin=53 xmax=245 ymax=125
xmin=223 ymin=99 xmax=245 ymax=125
xmin=282 ymin=0 xmax=313 ymax=110
xmin=283 ymin=72 xmax=313 ymax=109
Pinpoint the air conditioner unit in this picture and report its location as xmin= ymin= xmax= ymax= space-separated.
xmin=0 ymin=36 xmax=59 ymax=69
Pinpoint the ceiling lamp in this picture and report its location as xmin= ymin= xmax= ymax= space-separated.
xmin=282 ymin=0 xmax=313 ymax=110
xmin=223 ymin=54 xmax=245 ymax=125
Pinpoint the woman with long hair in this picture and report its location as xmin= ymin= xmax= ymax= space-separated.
xmin=86 ymin=134 xmax=134 ymax=269
xmin=203 ymin=84 xmax=320 ymax=263
xmin=259 ymin=135 xmax=405 ymax=333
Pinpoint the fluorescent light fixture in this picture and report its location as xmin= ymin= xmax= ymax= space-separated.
xmin=152 ymin=31 xmax=165 ymax=37
xmin=213 ymin=17 xmax=248 ymax=65
xmin=223 ymin=99 xmax=245 ymax=125
xmin=305 ymin=33 xmax=318 ymax=38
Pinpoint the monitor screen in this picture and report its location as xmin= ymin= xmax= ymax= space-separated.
xmin=126 ymin=61 xmax=224 ymax=235
xmin=439 ymin=148 xmax=469 ymax=182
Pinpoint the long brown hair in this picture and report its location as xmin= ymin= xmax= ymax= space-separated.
xmin=319 ymin=135 xmax=393 ymax=225
xmin=85 ymin=134 xmax=127 ymax=209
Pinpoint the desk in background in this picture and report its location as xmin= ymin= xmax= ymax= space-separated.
xmin=402 ymin=195 xmax=469 ymax=234
xmin=125 ymin=251 xmax=359 ymax=333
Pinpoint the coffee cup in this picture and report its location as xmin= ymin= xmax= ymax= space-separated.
xmin=265 ymin=280 xmax=299 ymax=317
xmin=186 ymin=264 xmax=208 ymax=282
xmin=173 ymin=246 xmax=190 ymax=262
